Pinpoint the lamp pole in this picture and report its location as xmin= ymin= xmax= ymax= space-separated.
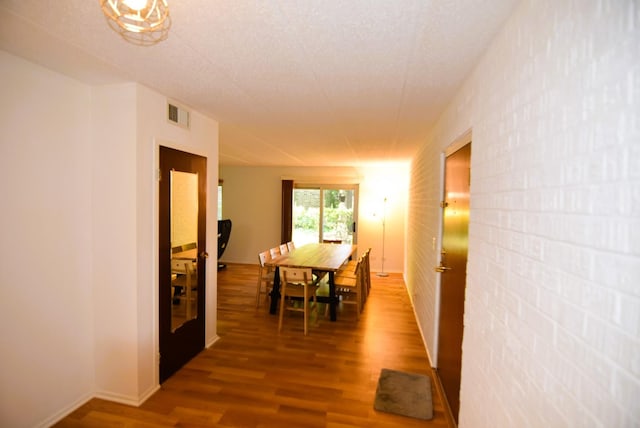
xmin=377 ymin=197 xmax=388 ymax=277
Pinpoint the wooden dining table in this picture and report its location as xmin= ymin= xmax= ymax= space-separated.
xmin=266 ymin=243 xmax=356 ymax=321
xmin=172 ymin=248 xmax=198 ymax=261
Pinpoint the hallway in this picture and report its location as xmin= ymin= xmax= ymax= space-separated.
xmin=57 ymin=263 xmax=452 ymax=427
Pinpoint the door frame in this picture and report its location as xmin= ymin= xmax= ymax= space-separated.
xmin=434 ymin=130 xmax=472 ymax=361
xmin=158 ymin=145 xmax=207 ymax=383
xmin=434 ymin=130 xmax=472 ymax=422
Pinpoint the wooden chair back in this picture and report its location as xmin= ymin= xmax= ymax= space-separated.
xmin=278 ymin=267 xmax=319 ymax=335
xmin=256 ymin=250 xmax=274 ymax=307
xmin=269 ymin=246 xmax=281 ymax=258
xmin=171 ymin=259 xmax=197 ymax=319
xmin=334 ymin=255 xmax=364 ymax=319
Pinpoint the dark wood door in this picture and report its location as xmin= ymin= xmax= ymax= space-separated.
xmin=159 ymin=146 xmax=207 ymax=383
xmin=436 ymin=142 xmax=471 ymax=422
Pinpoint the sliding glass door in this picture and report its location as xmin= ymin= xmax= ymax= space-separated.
xmin=292 ymin=185 xmax=358 ymax=246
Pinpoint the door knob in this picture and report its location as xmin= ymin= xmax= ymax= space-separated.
xmin=434 ymin=264 xmax=451 ymax=273
xmin=200 ymin=251 xmax=209 ymax=259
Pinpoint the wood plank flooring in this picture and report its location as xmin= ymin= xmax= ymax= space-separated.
xmin=56 ymin=263 xmax=453 ymax=427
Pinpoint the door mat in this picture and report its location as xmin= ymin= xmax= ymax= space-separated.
xmin=373 ymin=368 xmax=433 ymax=420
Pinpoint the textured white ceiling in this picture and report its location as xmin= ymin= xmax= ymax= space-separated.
xmin=0 ymin=0 xmax=519 ymax=166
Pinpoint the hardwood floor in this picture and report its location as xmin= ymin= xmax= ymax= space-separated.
xmin=56 ymin=263 xmax=453 ymax=427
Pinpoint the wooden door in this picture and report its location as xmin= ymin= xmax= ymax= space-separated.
xmin=436 ymin=142 xmax=471 ymax=423
xmin=159 ymin=146 xmax=207 ymax=383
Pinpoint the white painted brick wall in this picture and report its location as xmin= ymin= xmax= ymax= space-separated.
xmin=408 ymin=0 xmax=639 ymax=426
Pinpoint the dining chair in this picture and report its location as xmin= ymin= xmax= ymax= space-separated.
xmin=278 ymin=267 xmax=319 ymax=335
xmin=362 ymin=248 xmax=372 ymax=299
xmin=256 ymin=250 xmax=275 ymax=307
xmin=339 ymin=248 xmax=371 ymax=302
xmin=279 ymin=243 xmax=289 ymax=255
xmin=171 ymin=259 xmax=197 ymax=320
xmin=269 ymin=246 xmax=281 ymax=259
xmin=286 ymin=241 xmax=295 ymax=251
xmin=336 ymin=253 xmax=359 ymax=278
xmin=364 ymin=248 xmax=371 ymax=300
xmin=333 ymin=255 xmax=364 ymax=319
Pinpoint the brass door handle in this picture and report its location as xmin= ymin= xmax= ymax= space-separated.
xmin=434 ymin=264 xmax=451 ymax=273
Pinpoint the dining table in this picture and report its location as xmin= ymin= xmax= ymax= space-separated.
xmin=266 ymin=243 xmax=356 ymax=321
xmin=172 ymin=248 xmax=198 ymax=261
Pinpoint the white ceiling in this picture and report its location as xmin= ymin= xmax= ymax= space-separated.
xmin=0 ymin=0 xmax=518 ymax=166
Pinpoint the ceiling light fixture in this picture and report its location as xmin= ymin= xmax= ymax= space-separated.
xmin=100 ymin=0 xmax=171 ymax=46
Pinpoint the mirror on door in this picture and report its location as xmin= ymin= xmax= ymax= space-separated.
xmin=170 ymin=170 xmax=199 ymax=331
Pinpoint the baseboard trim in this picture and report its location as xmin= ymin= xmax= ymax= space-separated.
xmin=206 ymin=334 xmax=221 ymax=348
xmin=432 ymin=368 xmax=457 ymax=428
xmin=45 ymin=384 xmax=161 ymax=427
xmin=138 ymin=384 xmax=162 ymax=405
xmin=94 ymin=383 xmax=160 ymax=407
xmin=36 ymin=391 xmax=93 ymax=428
xmin=404 ymin=272 xmax=456 ymax=428
xmin=405 ymin=279 xmax=434 ymax=367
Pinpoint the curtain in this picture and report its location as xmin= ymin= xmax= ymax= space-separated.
xmin=281 ymin=180 xmax=293 ymax=244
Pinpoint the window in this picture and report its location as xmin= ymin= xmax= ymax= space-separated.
xmin=292 ymin=184 xmax=358 ymax=246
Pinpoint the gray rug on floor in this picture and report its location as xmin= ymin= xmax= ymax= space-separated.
xmin=373 ymin=368 xmax=433 ymax=420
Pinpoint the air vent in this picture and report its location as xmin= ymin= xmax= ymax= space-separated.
xmin=167 ymin=102 xmax=190 ymax=129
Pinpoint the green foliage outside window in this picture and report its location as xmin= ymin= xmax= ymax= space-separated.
xmin=293 ymin=188 xmax=354 ymax=243
xmin=293 ymin=206 xmax=318 ymax=230
xmin=323 ymin=207 xmax=353 ymax=233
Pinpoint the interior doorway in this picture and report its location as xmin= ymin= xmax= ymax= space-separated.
xmin=159 ymin=146 xmax=207 ymax=383
xmin=436 ymin=142 xmax=471 ymax=423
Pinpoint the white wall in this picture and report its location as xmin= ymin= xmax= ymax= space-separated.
xmin=91 ymin=83 xmax=141 ymax=403
xmin=92 ymin=83 xmax=220 ymax=403
xmin=137 ymin=84 xmax=220 ymax=387
xmin=219 ymin=165 xmax=408 ymax=273
xmin=0 ymin=51 xmax=95 ymax=427
xmin=408 ymin=1 xmax=639 ymax=426
xmin=0 ymin=51 xmax=219 ymax=427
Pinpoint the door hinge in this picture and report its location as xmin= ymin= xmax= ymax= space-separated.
xmin=440 ymin=201 xmax=448 ymax=208
xmin=157 ymin=169 xmax=162 ymax=181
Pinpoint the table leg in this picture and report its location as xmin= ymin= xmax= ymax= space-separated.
xmin=329 ymin=271 xmax=337 ymax=321
xmin=269 ymin=267 xmax=280 ymax=315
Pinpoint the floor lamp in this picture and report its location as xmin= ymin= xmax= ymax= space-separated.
xmin=377 ymin=197 xmax=389 ymax=277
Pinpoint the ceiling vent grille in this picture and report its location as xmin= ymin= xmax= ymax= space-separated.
xmin=167 ymin=102 xmax=190 ymax=129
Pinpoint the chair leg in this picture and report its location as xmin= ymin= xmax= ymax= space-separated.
xmin=312 ymin=294 xmax=318 ymax=325
xmin=356 ymin=278 xmax=361 ymax=319
xmin=303 ymin=287 xmax=308 ymax=335
xmin=278 ymin=285 xmax=286 ymax=333
xmin=256 ymin=278 xmax=262 ymax=307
